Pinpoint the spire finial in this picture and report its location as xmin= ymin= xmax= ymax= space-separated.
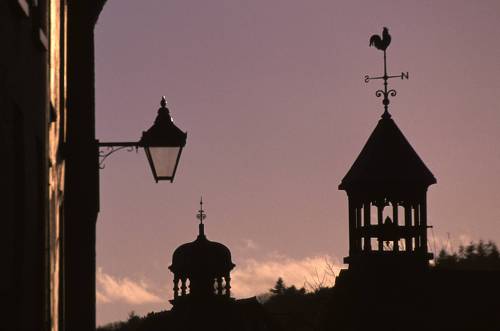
xmin=160 ymin=96 xmax=167 ymax=108
xmin=196 ymin=197 xmax=207 ymax=223
xmin=364 ymin=27 xmax=409 ymax=118
xmin=196 ymin=197 xmax=207 ymax=237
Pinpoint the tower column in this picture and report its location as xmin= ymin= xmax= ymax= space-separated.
xmin=414 ymin=204 xmax=420 ymax=250
xmin=224 ymin=274 xmax=231 ymax=297
xmin=363 ymin=201 xmax=371 ymax=251
xmin=216 ymin=277 xmax=223 ymax=295
xmin=181 ymin=277 xmax=187 ymax=296
xmin=404 ymin=204 xmax=412 ymax=251
xmin=348 ymin=197 xmax=356 ymax=255
xmin=392 ymin=201 xmax=399 ymax=251
xmin=356 ymin=205 xmax=362 ymax=252
xmin=420 ymin=197 xmax=427 ymax=253
xmin=377 ymin=203 xmax=383 ymax=251
xmin=173 ymin=276 xmax=179 ymax=299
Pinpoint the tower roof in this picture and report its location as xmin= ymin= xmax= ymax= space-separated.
xmin=169 ymin=223 xmax=235 ymax=277
xmin=339 ymin=115 xmax=436 ymax=192
xmin=169 ymin=199 xmax=235 ymax=277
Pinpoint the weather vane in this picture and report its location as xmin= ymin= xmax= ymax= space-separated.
xmin=364 ymin=27 xmax=409 ymax=118
xmin=196 ymin=196 xmax=207 ymax=224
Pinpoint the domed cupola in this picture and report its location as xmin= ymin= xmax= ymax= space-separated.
xmin=169 ymin=198 xmax=235 ymax=305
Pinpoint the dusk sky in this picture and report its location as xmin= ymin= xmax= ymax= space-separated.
xmin=95 ymin=0 xmax=500 ymax=325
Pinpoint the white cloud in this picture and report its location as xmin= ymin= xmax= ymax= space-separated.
xmin=428 ymin=232 xmax=474 ymax=255
xmin=231 ymin=253 xmax=344 ymax=298
xmin=242 ymin=238 xmax=259 ymax=250
xmin=233 ymin=239 xmax=260 ymax=254
xmin=96 ymin=290 xmax=111 ymax=304
xmin=96 ymin=268 xmax=163 ymax=305
xmin=96 ymin=253 xmax=345 ymax=307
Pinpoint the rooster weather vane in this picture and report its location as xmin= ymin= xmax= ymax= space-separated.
xmin=365 ymin=27 xmax=409 ymax=118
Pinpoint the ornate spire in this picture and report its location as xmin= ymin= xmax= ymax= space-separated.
xmin=196 ymin=197 xmax=207 ymax=237
xmin=364 ymin=27 xmax=409 ymax=118
xmin=196 ymin=197 xmax=207 ymax=224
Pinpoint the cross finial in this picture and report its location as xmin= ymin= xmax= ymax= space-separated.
xmin=196 ymin=196 xmax=207 ymax=225
xmin=364 ymin=27 xmax=409 ymax=118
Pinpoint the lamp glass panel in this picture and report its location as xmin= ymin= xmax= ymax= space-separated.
xmin=148 ymin=146 xmax=180 ymax=178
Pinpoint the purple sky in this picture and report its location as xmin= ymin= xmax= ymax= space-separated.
xmin=95 ymin=0 xmax=500 ymax=325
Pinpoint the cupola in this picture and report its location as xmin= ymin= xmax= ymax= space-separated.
xmin=169 ymin=199 xmax=235 ymax=305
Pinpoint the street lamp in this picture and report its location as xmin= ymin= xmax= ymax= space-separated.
xmin=98 ymin=97 xmax=187 ymax=182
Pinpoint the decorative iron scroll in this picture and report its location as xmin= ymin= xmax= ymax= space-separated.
xmin=98 ymin=142 xmax=139 ymax=169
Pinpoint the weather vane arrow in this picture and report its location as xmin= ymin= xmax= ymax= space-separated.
xmin=364 ymin=27 xmax=409 ymax=118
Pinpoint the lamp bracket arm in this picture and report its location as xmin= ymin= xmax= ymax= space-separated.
xmin=97 ymin=141 xmax=140 ymax=169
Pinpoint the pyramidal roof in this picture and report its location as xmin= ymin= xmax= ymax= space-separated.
xmin=339 ymin=114 xmax=436 ymax=191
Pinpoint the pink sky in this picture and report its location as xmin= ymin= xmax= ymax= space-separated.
xmin=95 ymin=0 xmax=500 ymax=325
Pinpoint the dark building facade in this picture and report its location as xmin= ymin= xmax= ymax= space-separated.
xmin=2 ymin=1 xmax=105 ymax=330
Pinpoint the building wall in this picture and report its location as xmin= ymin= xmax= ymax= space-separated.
xmin=1 ymin=2 xmax=51 ymax=330
xmin=64 ymin=1 xmax=106 ymax=331
xmin=1 ymin=1 xmax=104 ymax=330
xmin=48 ymin=1 xmax=66 ymax=330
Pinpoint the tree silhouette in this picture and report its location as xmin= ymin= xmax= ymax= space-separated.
xmin=263 ymin=277 xmax=329 ymax=331
xmin=435 ymin=240 xmax=500 ymax=270
xmin=269 ymin=277 xmax=287 ymax=295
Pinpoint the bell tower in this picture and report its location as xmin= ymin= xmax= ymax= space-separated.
xmin=339 ymin=27 xmax=436 ymax=271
